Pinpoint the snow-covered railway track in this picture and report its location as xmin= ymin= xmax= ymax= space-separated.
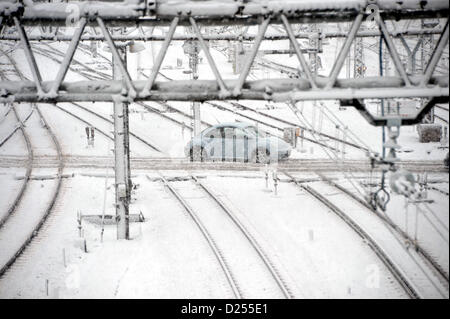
xmin=156 ymin=172 xmax=293 ymax=298
xmin=435 ymin=105 xmax=449 ymax=112
xmin=0 ymin=106 xmax=33 ymax=229
xmin=0 ymin=105 xmax=64 ymax=278
xmin=62 ymin=102 xmax=164 ymax=154
xmin=155 ymin=173 xmax=242 ymax=299
xmin=48 ymin=102 xmax=164 ymax=156
xmin=0 ymin=49 xmax=64 ymax=278
xmin=434 ymin=114 xmax=448 ymax=125
xmin=284 ymin=172 xmax=422 ymax=298
xmin=136 ymin=101 xmax=193 ymax=131
xmin=0 ymin=106 xmax=34 ymax=149
xmin=0 ymin=50 xmax=34 ymax=229
xmin=5 ymin=42 xmax=182 ymax=153
xmin=51 ymin=103 xmax=112 ymax=140
xmin=286 ymin=171 xmax=449 ymax=298
xmin=428 ymin=185 xmax=449 ymax=196
xmin=156 ymin=174 xmax=294 ymax=298
xmin=316 ymin=172 xmax=449 ymax=286
xmin=190 ymin=175 xmax=294 ymax=299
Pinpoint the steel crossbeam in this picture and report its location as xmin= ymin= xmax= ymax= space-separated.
xmin=0 ymin=0 xmax=448 ymax=127
xmin=0 ymin=0 xmax=448 ymax=27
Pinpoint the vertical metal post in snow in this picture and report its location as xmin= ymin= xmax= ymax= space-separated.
xmin=353 ymin=27 xmax=365 ymax=78
xmin=190 ymin=40 xmax=201 ymax=137
xmin=123 ymin=49 xmax=132 ymax=212
xmin=113 ymin=46 xmax=130 ymax=240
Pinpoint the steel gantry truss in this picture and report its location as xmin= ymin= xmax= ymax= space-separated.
xmin=0 ymin=0 xmax=448 ymax=239
xmin=0 ymin=0 xmax=449 ymax=127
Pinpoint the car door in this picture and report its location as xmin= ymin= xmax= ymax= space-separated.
xmin=203 ymin=127 xmax=223 ymax=160
xmin=223 ymin=127 xmax=253 ymax=162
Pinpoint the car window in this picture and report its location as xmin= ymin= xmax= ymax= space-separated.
xmin=234 ymin=128 xmax=248 ymax=139
xmin=224 ymin=127 xmax=234 ymax=139
xmin=205 ymin=128 xmax=222 ymax=139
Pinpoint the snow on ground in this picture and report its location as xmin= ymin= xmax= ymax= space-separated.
xmin=0 ymin=23 xmax=448 ymax=299
xmin=0 ymin=176 xmax=58 ymax=277
xmin=5 ymin=171 xmax=444 ymax=298
xmin=205 ymin=174 xmax=409 ymax=298
xmin=0 ymin=174 xmax=236 ymax=298
xmin=38 ymin=103 xmax=113 ymax=157
xmin=386 ymin=189 xmax=449 ymax=276
xmin=310 ymin=179 xmax=448 ymax=298
xmin=0 ymin=113 xmax=27 ymax=157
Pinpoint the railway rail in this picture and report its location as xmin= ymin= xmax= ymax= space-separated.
xmin=316 ymin=172 xmax=449 ymax=285
xmin=0 ymin=104 xmax=64 ymax=278
xmin=156 ymin=172 xmax=294 ymax=298
xmin=63 ymin=102 xmax=164 ymax=153
xmin=283 ymin=171 xmax=421 ymax=299
xmin=428 ymin=185 xmax=449 ymax=196
xmin=0 ymin=105 xmax=33 ymax=229
xmin=434 ymin=114 xmax=448 ymax=124
xmin=435 ymin=105 xmax=449 ymax=112
xmin=0 ymin=104 xmax=34 ymax=148
xmin=0 ymin=43 xmax=65 ymax=278
xmin=191 ymin=175 xmax=294 ymax=298
xmin=156 ymin=173 xmax=242 ymax=299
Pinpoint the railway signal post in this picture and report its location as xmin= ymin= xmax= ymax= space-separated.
xmin=112 ymin=45 xmax=130 ymax=240
xmin=183 ymin=38 xmax=202 ymax=137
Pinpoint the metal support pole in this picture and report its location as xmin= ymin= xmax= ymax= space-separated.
xmin=190 ymin=52 xmax=200 ymax=139
xmin=192 ymin=101 xmax=201 ymax=137
xmin=113 ymin=47 xmax=130 ymax=240
xmin=187 ymin=28 xmax=201 ymax=137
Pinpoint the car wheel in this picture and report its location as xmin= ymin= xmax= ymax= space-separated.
xmin=252 ymin=148 xmax=270 ymax=164
xmin=191 ymin=147 xmax=207 ymax=162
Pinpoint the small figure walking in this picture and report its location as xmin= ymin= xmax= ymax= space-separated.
xmin=85 ymin=126 xmax=90 ymax=148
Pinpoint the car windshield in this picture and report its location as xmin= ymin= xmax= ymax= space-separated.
xmin=245 ymin=126 xmax=268 ymax=138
